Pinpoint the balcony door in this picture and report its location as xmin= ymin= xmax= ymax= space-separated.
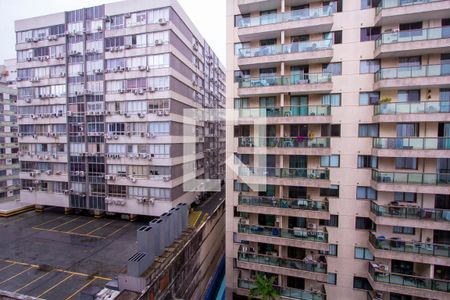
xmin=441 ymin=53 xmax=450 ymax=75
xmin=289 ymin=155 xmax=307 ymax=169
xmin=290 ymin=95 xmax=308 ymax=116
xmin=443 ymin=19 xmax=450 ymax=38
xmin=291 ymin=65 xmax=309 ymax=84
xmin=438 ymin=122 xmax=450 ymax=149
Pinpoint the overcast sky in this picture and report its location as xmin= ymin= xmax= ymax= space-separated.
xmin=0 ymin=0 xmax=225 ymax=64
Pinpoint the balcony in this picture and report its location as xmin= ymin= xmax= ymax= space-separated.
xmin=371 ymin=170 xmax=450 ymax=194
xmin=237 ymin=194 xmax=329 ymax=218
xmin=237 ymin=7 xmax=333 ymax=41
xmin=372 ymin=137 xmax=450 ymax=158
xmin=375 ymin=0 xmax=450 ymax=26
xmin=368 ymin=262 xmax=450 ymax=299
xmin=238 ymin=166 xmax=330 ymax=188
xmin=373 ymin=101 xmax=450 ymax=122
xmin=237 ymin=74 xmax=332 ymax=96
xmin=374 ymin=64 xmax=450 ymax=90
xmin=237 ymin=137 xmax=331 ymax=156
xmin=237 ymin=40 xmax=333 ymax=67
xmin=237 ymin=224 xmax=328 ymax=250
xmin=375 ymin=27 xmax=450 ymax=58
xmin=368 ymin=233 xmax=450 ymax=265
xmin=237 ymin=251 xmax=328 ymax=282
xmin=237 ymin=106 xmax=331 ymax=125
xmin=238 ymin=279 xmax=326 ymax=300
xmin=237 ymin=0 xmax=281 ymax=14
xmin=369 ymin=201 xmax=450 ymax=230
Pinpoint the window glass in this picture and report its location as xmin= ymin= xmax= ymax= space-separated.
xmin=359 ymin=92 xmax=380 ymax=105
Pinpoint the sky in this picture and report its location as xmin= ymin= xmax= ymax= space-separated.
xmin=0 ymin=0 xmax=226 ymax=64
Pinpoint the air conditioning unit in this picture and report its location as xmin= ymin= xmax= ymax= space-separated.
xmin=31 ymin=77 xmax=40 ymax=82
xmin=56 ymin=170 xmax=62 ymax=175
xmin=118 ymin=89 xmax=126 ymax=94
xmin=46 ymin=170 xmax=52 ymax=175
xmin=148 ymin=198 xmax=155 ymax=205
xmin=28 ymin=187 xmax=34 ymax=192
xmin=155 ymin=39 xmax=163 ymax=46
xmin=29 ymin=171 xmax=35 ymax=177
xmin=124 ymin=44 xmax=132 ymax=49
xmin=163 ymin=176 xmax=171 ymax=182
xmin=138 ymin=65 xmax=146 ymax=71
xmin=25 ymin=98 xmax=32 ymax=103
xmin=124 ymin=12 xmax=131 ymax=18
xmin=307 ymin=223 xmax=317 ymax=230
xmin=147 ymin=87 xmax=155 ymax=93
xmin=25 ymin=38 xmax=33 ymax=42
xmin=26 ymin=57 xmax=32 ymax=62
xmin=137 ymin=198 xmax=145 ymax=204
xmin=137 ymin=112 xmax=145 ymax=118
xmin=156 ymin=110 xmax=164 ymax=116
xmin=35 ymin=170 xmax=41 ymax=175
xmin=158 ymin=18 xmax=167 ymax=25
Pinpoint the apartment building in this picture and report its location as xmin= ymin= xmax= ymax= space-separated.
xmin=15 ymin=0 xmax=225 ymax=217
xmin=0 ymin=84 xmax=20 ymax=202
xmin=226 ymin=0 xmax=450 ymax=299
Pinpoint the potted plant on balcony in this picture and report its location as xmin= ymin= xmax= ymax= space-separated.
xmin=249 ymin=274 xmax=280 ymax=300
xmin=379 ymin=97 xmax=392 ymax=103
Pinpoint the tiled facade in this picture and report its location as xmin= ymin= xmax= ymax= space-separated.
xmin=0 ymin=84 xmax=20 ymax=202
xmin=15 ymin=0 xmax=225 ymax=217
xmin=226 ymin=0 xmax=450 ymax=299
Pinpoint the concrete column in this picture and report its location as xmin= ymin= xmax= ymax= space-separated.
xmin=93 ymin=209 xmax=104 ymax=219
xmin=281 ymin=0 xmax=286 ymax=12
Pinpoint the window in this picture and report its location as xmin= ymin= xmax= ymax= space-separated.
xmin=234 ymin=70 xmax=250 ymax=82
xmin=397 ymin=90 xmax=420 ymax=103
xmin=396 ymin=123 xmax=418 ymax=137
xmin=360 ymin=60 xmax=380 ymax=74
xmin=332 ymin=31 xmax=342 ymax=44
xmin=327 ymin=273 xmax=337 ymax=285
xmin=328 ymin=244 xmax=338 ymax=256
xmin=320 ymin=185 xmax=339 ymax=197
xmin=395 ymin=157 xmax=417 ymax=170
xmin=353 ymin=277 xmax=372 ymax=290
xmin=321 ymin=124 xmax=341 ymax=137
xmin=322 ymin=94 xmax=341 ymax=106
xmin=234 ymin=42 xmax=250 ymax=55
xmin=359 ymin=124 xmax=379 ymax=137
xmin=356 ymin=186 xmax=377 ymax=200
xmin=354 ymin=247 xmax=374 ymax=260
xmin=360 ymin=27 xmax=381 ymax=41
xmin=234 ymin=98 xmax=249 ymax=109
xmin=393 ymin=226 xmax=415 ymax=235
xmin=322 ymin=62 xmax=342 ymax=75
xmin=357 ymin=155 xmax=377 ymax=168
xmin=355 ymin=217 xmax=376 ymax=230
xmin=361 ymin=0 xmax=377 ymax=9
xmin=321 ymin=155 xmax=340 ymax=167
xmin=320 ymin=215 xmax=339 ymax=227
xmin=399 ymin=56 xmax=421 ymax=67
xmin=394 ymin=192 xmax=416 ymax=203
xmin=359 ymin=92 xmax=380 ymax=105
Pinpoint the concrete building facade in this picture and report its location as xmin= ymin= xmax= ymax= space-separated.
xmin=15 ymin=0 xmax=225 ymax=217
xmin=0 ymin=84 xmax=20 ymax=202
xmin=226 ymin=0 xmax=450 ymax=299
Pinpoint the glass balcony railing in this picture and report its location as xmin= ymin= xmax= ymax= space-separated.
xmin=376 ymin=0 xmax=445 ymax=14
xmin=375 ymin=27 xmax=450 ymax=48
xmin=369 ymin=232 xmax=450 ymax=257
xmin=238 ymin=194 xmax=329 ymax=211
xmin=238 ymin=137 xmax=330 ymax=148
xmin=237 ymin=6 xmax=333 ymax=28
xmin=238 ymin=279 xmax=326 ymax=300
xmin=238 ymin=223 xmax=328 ymax=242
xmin=238 ymin=251 xmax=327 ymax=273
xmin=373 ymin=137 xmax=450 ymax=150
xmin=374 ymin=101 xmax=450 ymax=115
xmin=370 ymin=201 xmax=450 ymax=221
xmin=238 ymin=40 xmax=333 ymax=58
xmin=368 ymin=262 xmax=450 ymax=292
xmin=372 ymin=170 xmax=450 ymax=185
xmin=238 ymin=73 xmax=332 ymax=88
xmin=375 ymin=64 xmax=450 ymax=81
xmin=238 ymin=106 xmax=331 ymax=118
xmin=239 ymin=166 xmax=330 ymax=180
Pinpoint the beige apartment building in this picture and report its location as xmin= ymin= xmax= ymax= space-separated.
xmin=15 ymin=0 xmax=225 ymax=217
xmin=226 ymin=0 xmax=450 ymax=299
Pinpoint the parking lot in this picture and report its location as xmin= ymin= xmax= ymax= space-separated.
xmin=0 ymin=208 xmax=147 ymax=299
